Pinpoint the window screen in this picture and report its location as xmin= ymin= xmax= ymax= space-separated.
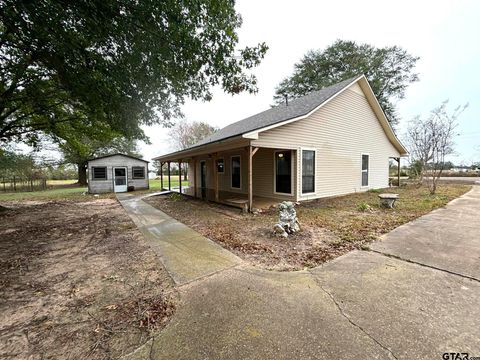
xmin=132 ymin=166 xmax=145 ymax=179
xmin=92 ymin=167 xmax=107 ymax=180
xmin=231 ymin=156 xmax=241 ymax=189
xmin=361 ymin=154 xmax=369 ymax=186
xmin=302 ymin=150 xmax=315 ymax=194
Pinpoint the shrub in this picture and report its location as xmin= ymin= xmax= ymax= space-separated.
xmin=367 ymin=188 xmax=381 ymax=193
xmin=169 ymin=192 xmax=183 ymax=201
xmin=357 ymin=202 xmax=371 ymax=212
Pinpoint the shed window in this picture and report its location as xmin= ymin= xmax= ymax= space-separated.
xmin=302 ymin=150 xmax=315 ymax=194
xmin=92 ymin=167 xmax=107 ymax=180
xmin=216 ymin=158 xmax=224 ymax=173
xmin=132 ymin=166 xmax=145 ymax=179
xmin=231 ymin=156 xmax=241 ymax=189
xmin=362 ymin=154 xmax=369 ymax=186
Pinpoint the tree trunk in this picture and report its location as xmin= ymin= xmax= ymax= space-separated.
xmin=77 ymin=161 xmax=87 ymax=186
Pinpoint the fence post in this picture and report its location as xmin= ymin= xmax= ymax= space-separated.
xmin=2 ymin=177 xmax=5 ymax=192
xmin=13 ymin=175 xmax=16 ymax=192
xmin=30 ymin=179 xmax=33 ymax=192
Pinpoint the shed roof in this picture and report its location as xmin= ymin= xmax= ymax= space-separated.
xmin=87 ymin=153 xmax=149 ymax=163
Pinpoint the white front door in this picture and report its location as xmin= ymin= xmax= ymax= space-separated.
xmin=113 ymin=167 xmax=128 ymax=192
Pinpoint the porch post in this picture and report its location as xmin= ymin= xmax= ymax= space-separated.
xmin=248 ymin=145 xmax=253 ymax=212
xmin=178 ymin=160 xmax=182 ymax=194
xmin=193 ymin=158 xmax=197 ymax=198
xmin=167 ymin=161 xmax=171 ymax=191
xmin=213 ymin=153 xmax=219 ymax=202
xmin=160 ymin=162 xmax=163 ymax=190
xmin=397 ymin=157 xmax=401 ymax=187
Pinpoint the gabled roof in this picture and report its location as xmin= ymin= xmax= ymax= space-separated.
xmin=87 ymin=153 xmax=149 ymax=163
xmin=154 ymin=75 xmax=408 ymax=161
xmin=194 ymin=76 xmax=361 ymax=148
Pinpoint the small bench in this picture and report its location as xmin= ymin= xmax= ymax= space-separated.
xmin=378 ymin=193 xmax=399 ymax=208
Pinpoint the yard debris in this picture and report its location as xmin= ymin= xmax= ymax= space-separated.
xmin=0 ymin=199 xmax=176 ymax=359
xmin=273 ymin=201 xmax=300 ymax=237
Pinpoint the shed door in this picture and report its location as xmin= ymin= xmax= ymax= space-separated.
xmin=113 ymin=167 xmax=128 ymax=193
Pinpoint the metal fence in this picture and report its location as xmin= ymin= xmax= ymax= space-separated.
xmin=1 ymin=177 xmax=47 ymax=193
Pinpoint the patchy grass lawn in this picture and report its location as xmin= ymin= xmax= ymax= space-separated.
xmin=0 ymin=186 xmax=90 ymax=201
xmin=298 ymin=184 xmax=471 ymax=244
xmin=149 ymin=179 xmax=189 ymax=190
xmin=145 ymin=184 xmax=471 ymax=271
xmin=0 ymin=198 xmax=176 ymax=359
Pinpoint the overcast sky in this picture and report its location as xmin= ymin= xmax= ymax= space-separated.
xmin=142 ymin=0 xmax=479 ymax=164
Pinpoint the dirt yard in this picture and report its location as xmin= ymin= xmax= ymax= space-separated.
xmin=145 ymin=184 xmax=472 ymax=271
xmin=0 ymin=198 xmax=176 ymax=359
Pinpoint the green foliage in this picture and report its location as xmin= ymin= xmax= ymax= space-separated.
xmin=274 ymin=40 xmax=419 ymax=125
xmin=44 ymin=164 xmax=77 ymax=180
xmin=356 ymin=202 xmax=371 ymax=212
xmin=367 ymin=188 xmax=381 ymax=193
xmin=0 ymin=0 xmax=268 ymax=145
xmin=169 ymin=192 xmax=183 ymax=202
xmin=0 ymin=150 xmax=44 ymax=179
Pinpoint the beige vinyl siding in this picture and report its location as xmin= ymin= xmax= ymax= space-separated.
xmin=188 ymin=148 xmax=249 ymax=197
xmin=87 ymin=155 xmax=149 ymax=193
xmin=251 ymin=88 xmax=400 ymax=200
xmin=187 ymin=147 xmax=296 ymax=201
xmin=252 ymin=147 xmax=296 ymax=200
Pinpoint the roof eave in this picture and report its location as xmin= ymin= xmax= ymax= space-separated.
xmin=152 ymin=135 xmax=246 ymax=162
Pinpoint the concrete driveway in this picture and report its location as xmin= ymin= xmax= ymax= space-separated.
xmin=121 ymin=187 xmax=480 ymax=360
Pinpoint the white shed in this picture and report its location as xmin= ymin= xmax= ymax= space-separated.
xmin=87 ymin=153 xmax=149 ymax=193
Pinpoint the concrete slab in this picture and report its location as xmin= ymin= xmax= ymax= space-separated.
xmin=371 ymin=186 xmax=480 ymax=280
xmin=117 ymin=194 xmax=242 ymax=285
xmin=311 ymin=250 xmax=480 ymax=359
xmin=146 ymin=267 xmax=395 ymax=360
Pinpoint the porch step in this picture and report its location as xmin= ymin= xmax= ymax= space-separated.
xmin=224 ymin=198 xmax=249 ymax=212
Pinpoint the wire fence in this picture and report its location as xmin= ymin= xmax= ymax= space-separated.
xmin=1 ymin=177 xmax=48 ymax=193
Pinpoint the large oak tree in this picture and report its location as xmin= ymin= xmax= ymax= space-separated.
xmin=274 ymin=40 xmax=419 ymax=125
xmin=0 ymin=0 xmax=268 ymax=145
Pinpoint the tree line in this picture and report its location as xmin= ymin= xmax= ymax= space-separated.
xmin=1 ymin=1 xmax=472 ymax=194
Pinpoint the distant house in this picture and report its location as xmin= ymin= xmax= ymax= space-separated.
xmin=154 ymin=75 xmax=408 ymax=211
xmin=87 ymin=153 xmax=149 ymax=193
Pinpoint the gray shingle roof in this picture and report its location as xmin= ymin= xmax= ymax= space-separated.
xmin=191 ymin=75 xmax=361 ymax=149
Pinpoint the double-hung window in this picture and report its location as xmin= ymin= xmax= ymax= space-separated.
xmin=361 ymin=154 xmax=369 ymax=187
xmin=302 ymin=150 xmax=315 ymax=194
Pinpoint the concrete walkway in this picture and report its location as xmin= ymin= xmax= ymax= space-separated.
xmin=117 ymin=192 xmax=241 ymax=285
xmin=121 ymin=189 xmax=480 ymax=360
xmin=371 ymin=186 xmax=480 ymax=279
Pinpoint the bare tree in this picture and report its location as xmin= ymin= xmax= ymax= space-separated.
xmin=168 ymin=120 xmax=218 ymax=179
xmin=406 ymin=100 xmax=468 ymax=194
xmin=168 ymin=120 xmax=218 ymax=150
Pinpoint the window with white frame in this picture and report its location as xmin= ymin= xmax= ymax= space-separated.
xmin=231 ymin=156 xmax=241 ymax=189
xmin=361 ymin=154 xmax=369 ymax=186
xmin=302 ymin=150 xmax=315 ymax=194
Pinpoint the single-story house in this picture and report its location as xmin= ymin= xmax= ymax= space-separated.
xmin=87 ymin=153 xmax=149 ymax=193
xmin=153 ymin=75 xmax=408 ymax=211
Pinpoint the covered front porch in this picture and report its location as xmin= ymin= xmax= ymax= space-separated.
xmin=154 ymin=141 xmax=298 ymax=212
